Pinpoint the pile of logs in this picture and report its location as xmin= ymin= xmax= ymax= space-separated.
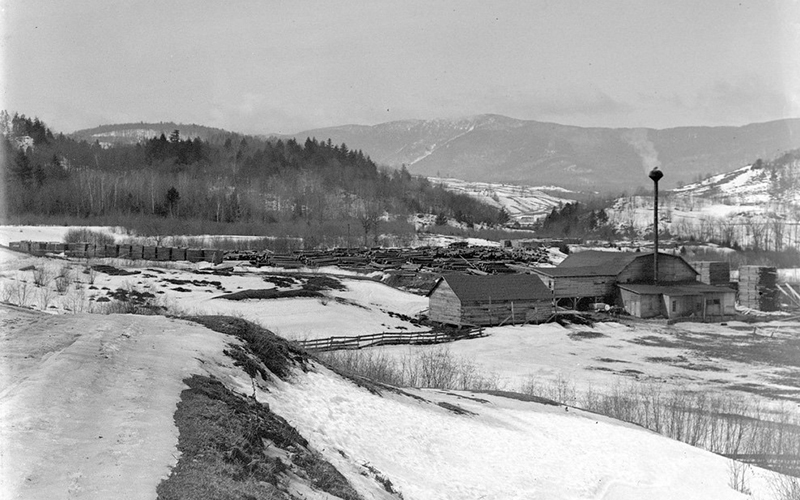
xmin=9 ymin=239 xmax=556 ymax=280
xmin=240 ymin=243 xmax=555 ymax=275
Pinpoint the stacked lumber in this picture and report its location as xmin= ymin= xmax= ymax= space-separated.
xmin=738 ymin=265 xmax=778 ymax=311
xmin=694 ymin=261 xmax=730 ymax=285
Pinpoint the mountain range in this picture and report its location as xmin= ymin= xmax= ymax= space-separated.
xmin=71 ymin=115 xmax=800 ymax=193
xmin=289 ymin=115 xmax=800 ymax=192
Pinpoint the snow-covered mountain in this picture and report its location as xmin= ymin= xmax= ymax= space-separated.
xmin=290 ymin=115 xmax=800 ymax=193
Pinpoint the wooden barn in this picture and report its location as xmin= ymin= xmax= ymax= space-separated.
xmin=617 ymin=283 xmax=736 ymax=319
xmin=531 ymin=251 xmax=699 ymax=306
xmin=428 ymin=274 xmax=553 ymax=327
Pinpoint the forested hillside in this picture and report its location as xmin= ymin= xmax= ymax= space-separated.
xmin=2 ymin=112 xmax=508 ymax=245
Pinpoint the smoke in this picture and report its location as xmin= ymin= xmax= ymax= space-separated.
xmin=624 ymin=128 xmax=660 ymax=174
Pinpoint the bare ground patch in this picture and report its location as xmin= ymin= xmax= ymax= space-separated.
xmin=630 ymin=328 xmax=800 ymax=368
xmin=568 ymin=330 xmax=607 ymax=341
xmin=157 ymin=375 xmax=364 ymax=500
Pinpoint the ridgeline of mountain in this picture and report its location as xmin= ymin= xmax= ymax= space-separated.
xmin=69 ymin=122 xmax=235 ymax=146
xmin=289 ymin=114 xmax=800 ymax=192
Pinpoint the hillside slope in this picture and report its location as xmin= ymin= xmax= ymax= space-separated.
xmin=290 ymin=115 xmax=800 ymax=192
xmin=0 ymin=305 xmax=783 ymax=499
xmin=69 ymin=122 xmax=234 ymax=146
xmin=607 ymin=151 xmax=800 ymax=248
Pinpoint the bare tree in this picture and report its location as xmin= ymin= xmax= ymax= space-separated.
xmin=717 ymin=218 xmax=736 ymax=247
xmin=355 ymin=200 xmax=382 ymax=247
xmin=748 ymin=219 xmax=767 ymax=251
xmin=769 ymin=218 xmax=785 ymax=252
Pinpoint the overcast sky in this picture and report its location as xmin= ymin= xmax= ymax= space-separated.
xmin=1 ymin=0 xmax=798 ymax=135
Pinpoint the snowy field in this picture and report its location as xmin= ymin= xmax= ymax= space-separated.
xmin=429 ymin=177 xmax=579 ymax=225
xmin=1 ymin=226 xmax=799 ymax=498
xmin=0 ymin=306 xmax=788 ymax=500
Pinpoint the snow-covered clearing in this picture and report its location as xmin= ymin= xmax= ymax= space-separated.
xmin=429 ymin=177 xmax=580 ymax=225
xmin=1 ymin=225 xmax=799 ymax=499
xmin=0 ymin=305 xmax=786 ymax=499
xmin=0 ymin=225 xmax=126 ymax=246
xmin=264 ymin=364 xmax=780 ymax=500
xmin=365 ymin=319 xmax=800 ymax=409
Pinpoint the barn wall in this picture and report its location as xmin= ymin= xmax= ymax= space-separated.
xmin=428 ymin=282 xmax=463 ymax=325
xmin=639 ymin=294 xmax=663 ymax=318
xmin=461 ymin=299 xmax=552 ymax=326
xmin=551 ymin=276 xmax=615 ymax=298
xmin=618 ymin=255 xmax=697 ymax=284
xmin=721 ymin=292 xmax=736 ymax=315
xmin=663 ymin=294 xmax=702 ymax=319
xmin=619 ymin=289 xmax=662 ymax=318
xmin=619 ymin=289 xmax=641 ymax=317
xmin=703 ymin=291 xmax=736 ymax=317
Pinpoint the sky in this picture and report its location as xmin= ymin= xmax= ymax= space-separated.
xmin=1 ymin=0 xmax=799 ymax=135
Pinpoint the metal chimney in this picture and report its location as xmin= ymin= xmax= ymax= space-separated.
xmin=649 ymin=167 xmax=664 ymax=284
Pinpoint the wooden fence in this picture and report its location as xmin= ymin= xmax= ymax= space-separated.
xmin=8 ymin=241 xmax=224 ymax=264
xmin=297 ymin=328 xmax=486 ymax=352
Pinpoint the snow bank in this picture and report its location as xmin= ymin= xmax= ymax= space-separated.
xmin=262 ymin=364 xmax=775 ymax=500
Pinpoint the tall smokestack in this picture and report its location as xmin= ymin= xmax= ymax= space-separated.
xmin=649 ymin=167 xmax=664 ymax=284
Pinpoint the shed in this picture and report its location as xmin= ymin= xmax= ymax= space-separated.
xmin=428 ymin=274 xmax=553 ymax=327
xmin=617 ymin=283 xmax=736 ymax=319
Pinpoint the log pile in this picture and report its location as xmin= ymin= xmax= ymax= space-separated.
xmin=240 ymin=243 xmax=554 ymax=274
xmin=9 ymin=239 xmax=555 ymax=280
xmin=738 ymin=265 xmax=778 ymax=311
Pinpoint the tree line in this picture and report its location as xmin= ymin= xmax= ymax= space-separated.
xmin=2 ymin=113 xmax=509 ymax=242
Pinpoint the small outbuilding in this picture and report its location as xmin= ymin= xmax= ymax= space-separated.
xmin=428 ymin=273 xmax=553 ymax=327
xmin=617 ymin=283 xmax=736 ymax=319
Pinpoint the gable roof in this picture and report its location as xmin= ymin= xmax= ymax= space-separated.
xmin=557 ymin=250 xmax=698 ymax=277
xmin=558 ymin=250 xmax=643 ymax=274
xmin=431 ymin=273 xmax=552 ymax=302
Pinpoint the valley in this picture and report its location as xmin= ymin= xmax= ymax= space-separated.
xmin=4 ymin=112 xmax=800 ymax=500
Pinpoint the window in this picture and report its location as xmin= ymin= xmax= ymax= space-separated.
xmin=671 ymin=300 xmax=677 ymax=312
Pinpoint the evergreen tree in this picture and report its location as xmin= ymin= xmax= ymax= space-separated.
xmin=11 ymin=149 xmax=33 ymax=185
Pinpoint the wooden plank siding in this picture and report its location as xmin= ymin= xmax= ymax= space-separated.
xmin=538 ymin=274 xmax=615 ymax=299
xmin=459 ymin=299 xmax=551 ymax=326
xmin=429 ymin=274 xmax=553 ymax=327
xmin=619 ymin=288 xmax=662 ymax=318
xmin=428 ymin=280 xmax=464 ymax=325
xmin=616 ymin=254 xmax=697 ymax=284
xmin=618 ymin=283 xmax=736 ymax=319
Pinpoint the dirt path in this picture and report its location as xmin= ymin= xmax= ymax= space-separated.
xmin=0 ymin=307 xmax=231 ymax=499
